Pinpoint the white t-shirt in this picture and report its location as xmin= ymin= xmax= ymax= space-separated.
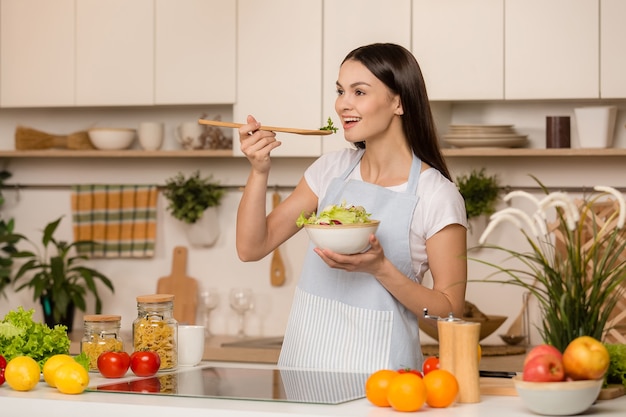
xmin=304 ymin=148 xmax=468 ymax=282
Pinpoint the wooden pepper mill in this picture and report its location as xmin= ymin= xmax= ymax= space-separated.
xmin=424 ymin=309 xmax=481 ymax=404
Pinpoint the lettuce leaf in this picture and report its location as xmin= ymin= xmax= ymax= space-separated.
xmin=0 ymin=307 xmax=70 ymax=370
xmin=296 ymin=201 xmax=372 ymax=227
xmin=605 ymin=343 xmax=626 ymax=388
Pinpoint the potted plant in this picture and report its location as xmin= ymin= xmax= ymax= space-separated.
xmin=11 ymin=216 xmax=114 ymax=332
xmin=0 ymin=170 xmax=21 ymax=299
xmin=472 ymin=178 xmax=626 ymax=351
xmin=455 ymin=168 xmax=501 ymax=220
xmin=162 ymin=170 xmax=225 ymax=247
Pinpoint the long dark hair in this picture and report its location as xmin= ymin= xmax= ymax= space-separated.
xmin=342 ymin=43 xmax=451 ymax=181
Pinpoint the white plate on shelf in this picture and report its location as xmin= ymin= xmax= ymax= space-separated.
xmin=444 ymin=136 xmax=528 ymax=148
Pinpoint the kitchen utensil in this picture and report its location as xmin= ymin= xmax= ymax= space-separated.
xmin=303 ymin=220 xmax=380 ymax=255
xmin=198 ymin=119 xmax=333 ymax=136
xmin=15 ymin=126 xmax=94 ymax=150
xmin=177 ymin=324 xmax=205 ymax=366
xmin=138 ymin=122 xmax=164 ymax=150
xmin=271 ymin=191 xmax=286 ymax=286
xmin=199 ymin=289 xmax=219 ymax=337
xmin=157 ymin=246 xmax=199 ymax=324
xmin=504 ymin=288 xmax=533 ymax=340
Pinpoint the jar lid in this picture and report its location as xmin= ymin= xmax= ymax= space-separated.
xmin=136 ymin=294 xmax=175 ymax=303
xmin=83 ymin=314 xmax=121 ymax=322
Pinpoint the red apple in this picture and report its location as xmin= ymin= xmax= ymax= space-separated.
xmin=523 ymin=344 xmax=563 ymax=368
xmin=522 ymin=353 xmax=565 ymax=382
xmin=562 ymin=336 xmax=610 ymax=380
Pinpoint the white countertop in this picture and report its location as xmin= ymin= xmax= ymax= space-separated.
xmin=1 ymin=361 xmax=625 ymax=417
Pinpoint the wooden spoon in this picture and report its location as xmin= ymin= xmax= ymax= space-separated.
xmin=198 ymin=119 xmax=333 ymax=136
xmin=270 ymin=191 xmax=286 ymax=286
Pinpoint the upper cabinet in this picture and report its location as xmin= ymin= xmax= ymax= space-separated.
xmin=412 ymin=0 xmax=504 ymax=101
xmin=0 ymin=0 xmax=236 ymax=108
xmin=76 ymin=0 xmax=154 ymax=106
xmin=504 ymin=0 xmax=599 ymax=100
xmin=322 ymin=0 xmax=411 ymax=153
xmin=0 ymin=0 xmax=75 ymax=107
xmin=234 ymin=0 xmax=323 ymax=157
xmin=155 ymin=0 xmax=236 ymax=105
xmin=600 ymin=0 xmax=626 ymax=98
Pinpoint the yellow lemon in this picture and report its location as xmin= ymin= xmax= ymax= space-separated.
xmin=43 ymin=354 xmax=75 ymax=387
xmin=5 ymin=356 xmax=41 ymax=392
xmin=54 ymin=361 xmax=89 ymax=394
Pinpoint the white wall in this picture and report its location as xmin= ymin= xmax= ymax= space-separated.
xmin=1 ymin=99 xmax=625 ymax=347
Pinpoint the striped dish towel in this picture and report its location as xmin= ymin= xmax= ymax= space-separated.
xmin=71 ymin=185 xmax=158 ymax=258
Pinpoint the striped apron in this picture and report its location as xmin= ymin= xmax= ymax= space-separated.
xmin=279 ymin=151 xmax=423 ymax=372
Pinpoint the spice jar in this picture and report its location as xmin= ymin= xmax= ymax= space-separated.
xmin=81 ymin=314 xmax=124 ymax=371
xmin=133 ymin=294 xmax=178 ymax=370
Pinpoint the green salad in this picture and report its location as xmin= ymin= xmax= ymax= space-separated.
xmin=296 ymin=201 xmax=372 ymax=226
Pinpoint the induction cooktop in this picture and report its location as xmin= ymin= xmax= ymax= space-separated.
xmin=89 ymin=365 xmax=369 ymax=405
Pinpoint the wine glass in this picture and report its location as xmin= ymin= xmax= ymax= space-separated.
xmin=199 ymin=288 xmax=220 ymax=337
xmin=229 ymin=288 xmax=254 ymax=337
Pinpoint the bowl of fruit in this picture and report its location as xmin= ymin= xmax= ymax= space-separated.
xmin=297 ymin=202 xmax=379 ymax=255
xmin=514 ymin=336 xmax=610 ymax=416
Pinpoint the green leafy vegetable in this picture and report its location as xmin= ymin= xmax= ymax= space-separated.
xmin=320 ymin=117 xmax=338 ymax=133
xmin=73 ymin=351 xmax=90 ymax=372
xmin=0 ymin=307 xmax=70 ymax=369
xmin=296 ymin=201 xmax=372 ymax=227
xmin=605 ymin=343 xmax=626 ymax=388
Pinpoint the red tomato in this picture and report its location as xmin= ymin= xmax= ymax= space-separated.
xmin=398 ymin=368 xmax=423 ymax=378
xmin=130 ymin=351 xmax=161 ymax=377
xmin=97 ymin=351 xmax=131 ymax=378
xmin=422 ymin=356 xmax=440 ymax=376
xmin=129 ymin=377 xmax=161 ymax=393
xmin=0 ymin=367 xmax=5 ymax=386
xmin=0 ymin=354 xmax=7 ymax=370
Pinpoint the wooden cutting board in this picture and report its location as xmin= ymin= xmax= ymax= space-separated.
xmin=156 ymin=246 xmax=198 ymax=324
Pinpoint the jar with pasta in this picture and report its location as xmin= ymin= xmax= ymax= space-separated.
xmin=133 ymin=294 xmax=178 ymax=370
xmin=81 ymin=314 xmax=124 ymax=371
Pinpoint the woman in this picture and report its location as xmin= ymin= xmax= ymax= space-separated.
xmin=236 ymin=43 xmax=467 ymax=372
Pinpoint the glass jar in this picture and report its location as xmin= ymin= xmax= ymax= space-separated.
xmin=81 ymin=314 xmax=124 ymax=371
xmin=133 ymin=294 xmax=178 ymax=370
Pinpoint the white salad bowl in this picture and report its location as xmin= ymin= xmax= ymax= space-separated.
xmin=88 ymin=128 xmax=136 ymax=150
xmin=303 ymin=220 xmax=380 ymax=255
xmin=513 ymin=375 xmax=603 ymax=416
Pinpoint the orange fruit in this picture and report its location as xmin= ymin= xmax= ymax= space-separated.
xmin=365 ymin=369 xmax=398 ymax=407
xmin=386 ymin=372 xmax=427 ymax=412
xmin=423 ymin=369 xmax=459 ymax=408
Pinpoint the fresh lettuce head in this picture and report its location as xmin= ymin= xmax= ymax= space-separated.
xmin=296 ymin=201 xmax=372 ymax=227
xmin=0 ymin=306 xmax=70 ymax=369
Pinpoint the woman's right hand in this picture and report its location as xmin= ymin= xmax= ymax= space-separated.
xmin=239 ymin=115 xmax=281 ymax=173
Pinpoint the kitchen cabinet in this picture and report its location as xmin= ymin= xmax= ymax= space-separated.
xmin=234 ymin=0 xmax=323 ymax=157
xmin=600 ymin=0 xmax=626 ymax=98
xmin=155 ymin=0 xmax=236 ymax=105
xmin=412 ymin=0 xmax=504 ymax=101
xmin=76 ymin=0 xmax=154 ymax=106
xmin=504 ymin=0 xmax=599 ymax=100
xmin=0 ymin=0 xmax=75 ymax=107
xmin=321 ymin=0 xmax=411 ymax=154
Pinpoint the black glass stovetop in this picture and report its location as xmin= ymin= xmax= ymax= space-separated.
xmin=89 ymin=365 xmax=369 ymax=405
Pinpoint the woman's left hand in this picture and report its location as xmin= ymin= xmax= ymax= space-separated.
xmin=313 ymin=234 xmax=386 ymax=275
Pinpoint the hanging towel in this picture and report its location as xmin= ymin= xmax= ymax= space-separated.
xmin=71 ymin=184 xmax=158 ymax=258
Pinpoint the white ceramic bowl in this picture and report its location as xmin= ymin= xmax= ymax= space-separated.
xmin=88 ymin=128 xmax=136 ymax=150
xmin=513 ymin=375 xmax=603 ymax=416
xmin=303 ymin=220 xmax=380 ymax=255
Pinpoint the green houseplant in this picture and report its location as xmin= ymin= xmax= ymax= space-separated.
xmin=472 ymin=178 xmax=626 ymax=351
xmin=455 ymin=168 xmax=501 ymax=220
xmin=0 ymin=170 xmax=21 ymax=298
xmin=12 ymin=216 xmax=114 ymax=331
xmin=162 ymin=171 xmax=225 ymax=224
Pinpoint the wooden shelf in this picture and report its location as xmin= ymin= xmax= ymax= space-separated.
xmin=442 ymin=148 xmax=626 ymax=157
xmin=0 ymin=149 xmax=233 ymax=158
xmin=0 ymin=148 xmax=625 ymax=159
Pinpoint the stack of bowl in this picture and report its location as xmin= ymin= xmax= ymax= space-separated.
xmin=443 ymin=124 xmax=528 ymax=148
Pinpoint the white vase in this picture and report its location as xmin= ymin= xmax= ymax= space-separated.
xmin=182 ymin=207 xmax=220 ymax=247
xmin=574 ymin=106 xmax=617 ymax=148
